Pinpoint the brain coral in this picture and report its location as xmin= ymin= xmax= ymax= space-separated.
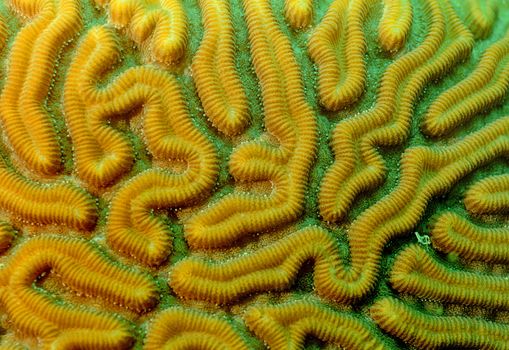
xmin=0 ymin=0 xmax=507 ymax=348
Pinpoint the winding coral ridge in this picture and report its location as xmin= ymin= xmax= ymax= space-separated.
xmin=0 ymin=157 xmax=97 ymax=231
xmin=95 ymin=0 xmax=188 ymax=64
xmin=464 ymin=174 xmax=509 ymax=215
xmin=371 ymin=296 xmax=509 ymax=349
xmin=244 ymin=298 xmax=391 ymax=350
xmin=66 ymin=26 xmax=217 ymax=190
xmin=284 ymin=0 xmax=313 ymax=29
xmin=144 ymin=307 xmax=249 ymax=349
xmin=172 ymin=115 xmax=509 ymax=304
xmin=0 ymin=0 xmax=82 ymax=175
xmin=0 ymin=235 xmax=159 ymax=348
xmin=0 ymin=0 xmax=507 ymax=348
xmin=107 ymin=166 xmax=217 ymax=266
xmin=464 ymin=0 xmax=497 ymax=40
xmin=171 ymin=227 xmax=341 ymax=303
xmin=308 ymin=0 xmax=371 ymax=111
xmin=319 ymin=0 xmax=473 ymax=222
xmin=184 ymin=0 xmax=317 ymax=249
xmin=65 ymin=27 xmax=219 ymax=265
xmin=378 ymin=0 xmax=412 ymax=53
xmin=192 ymin=0 xmax=249 ymax=136
xmin=422 ymin=29 xmax=509 ymax=137
xmin=431 ymin=211 xmax=509 ymax=263
xmin=0 ymin=221 xmax=15 ymax=254
xmin=390 ymin=243 xmax=509 ymax=309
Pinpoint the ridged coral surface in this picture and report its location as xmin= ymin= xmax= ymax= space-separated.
xmin=0 ymin=0 xmax=507 ymax=349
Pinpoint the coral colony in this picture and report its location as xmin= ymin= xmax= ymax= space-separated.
xmin=0 ymin=0 xmax=507 ymax=348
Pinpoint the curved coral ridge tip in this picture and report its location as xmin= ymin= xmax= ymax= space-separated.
xmin=464 ymin=174 xmax=509 ymax=215
xmin=96 ymin=0 xmax=188 ymax=65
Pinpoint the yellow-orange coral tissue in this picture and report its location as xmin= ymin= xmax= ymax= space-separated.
xmin=0 ymin=0 xmax=507 ymax=348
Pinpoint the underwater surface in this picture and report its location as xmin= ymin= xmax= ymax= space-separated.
xmin=0 ymin=0 xmax=507 ymax=348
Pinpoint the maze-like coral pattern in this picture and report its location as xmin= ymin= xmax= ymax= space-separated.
xmin=0 ymin=0 xmax=507 ymax=349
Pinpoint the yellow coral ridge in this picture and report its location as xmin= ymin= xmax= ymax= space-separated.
xmin=244 ymin=299 xmax=390 ymax=350
xmin=0 ymin=235 xmax=159 ymax=348
xmin=96 ymin=0 xmax=187 ymax=65
xmin=172 ymin=115 xmax=509 ymax=303
xmin=65 ymin=26 xmax=217 ymax=189
xmin=0 ymin=157 xmax=97 ymax=231
xmin=464 ymin=174 xmax=509 ymax=215
xmin=371 ymin=296 xmax=509 ymax=349
xmin=107 ymin=167 xmax=217 ymax=266
xmin=391 ymin=243 xmax=509 ymax=309
xmin=0 ymin=0 xmax=82 ymax=175
xmin=184 ymin=0 xmax=317 ymax=249
xmin=464 ymin=0 xmax=497 ymax=39
xmin=144 ymin=307 xmax=249 ymax=349
xmin=192 ymin=0 xmax=249 ymax=135
xmin=171 ymin=226 xmax=342 ymax=303
xmin=431 ymin=211 xmax=509 ymax=263
xmin=0 ymin=222 xmax=15 ymax=254
xmin=284 ymin=0 xmax=313 ymax=29
xmin=378 ymin=0 xmax=412 ymax=53
xmin=422 ymin=30 xmax=509 ymax=137
xmin=0 ymin=235 xmax=158 ymax=312
xmin=0 ymin=14 xmax=7 ymax=50
xmin=319 ymin=0 xmax=473 ymax=222
xmin=308 ymin=0 xmax=371 ymax=111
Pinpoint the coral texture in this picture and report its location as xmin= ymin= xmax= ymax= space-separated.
xmin=0 ymin=0 xmax=507 ymax=349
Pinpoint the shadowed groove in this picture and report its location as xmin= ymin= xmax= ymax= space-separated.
xmin=0 ymin=221 xmax=15 ymax=254
xmin=308 ymin=0 xmax=372 ymax=111
xmin=378 ymin=0 xmax=412 ymax=53
xmin=0 ymin=0 xmax=82 ymax=175
xmin=371 ymin=296 xmax=509 ymax=349
xmin=319 ymin=0 xmax=474 ymax=222
xmin=243 ymin=298 xmax=391 ymax=350
xmin=184 ymin=0 xmax=317 ymax=249
xmin=95 ymin=0 xmax=188 ymax=65
xmin=422 ymin=29 xmax=509 ymax=137
xmin=0 ymin=13 xmax=7 ymax=49
xmin=391 ymin=243 xmax=509 ymax=310
xmin=192 ymin=0 xmax=249 ymax=136
xmin=464 ymin=174 xmax=509 ymax=215
xmin=144 ymin=307 xmax=249 ymax=349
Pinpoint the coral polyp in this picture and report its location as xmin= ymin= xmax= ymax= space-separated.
xmin=0 ymin=0 xmax=507 ymax=348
